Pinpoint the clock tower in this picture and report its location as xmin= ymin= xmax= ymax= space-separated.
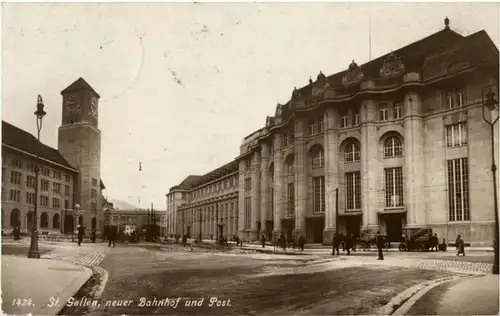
xmin=58 ymin=77 xmax=102 ymax=233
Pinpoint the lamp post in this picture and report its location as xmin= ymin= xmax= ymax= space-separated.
xmin=28 ymin=95 xmax=46 ymax=259
xmin=482 ymin=85 xmax=499 ymax=275
xmin=73 ymin=204 xmax=81 ymax=242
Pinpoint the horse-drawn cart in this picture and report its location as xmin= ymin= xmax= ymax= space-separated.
xmin=357 ymin=231 xmax=390 ymax=251
xmin=398 ymin=228 xmax=432 ymax=251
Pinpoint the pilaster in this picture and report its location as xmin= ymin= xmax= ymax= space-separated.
xmin=272 ymin=133 xmax=283 ymax=238
xmin=238 ymin=159 xmax=247 ymax=236
xmin=260 ymin=143 xmax=270 ymax=235
xmin=404 ymin=92 xmax=426 ymax=228
xmin=293 ymin=118 xmax=307 ymax=239
xmin=250 ymin=151 xmax=261 ymax=241
xmin=361 ymin=100 xmax=380 ymax=233
xmin=323 ymin=107 xmax=339 ymax=244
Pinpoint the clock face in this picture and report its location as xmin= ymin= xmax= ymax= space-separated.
xmin=65 ymin=95 xmax=81 ymax=112
xmin=90 ymin=97 xmax=98 ymax=116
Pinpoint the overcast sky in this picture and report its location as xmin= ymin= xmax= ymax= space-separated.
xmin=2 ymin=2 xmax=499 ymax=210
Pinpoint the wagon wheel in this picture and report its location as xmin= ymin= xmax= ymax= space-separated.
xmin=398 ymin=243 xmax=406 ymax=252
xmin=418 ymin=243 xmax=427 ymax=252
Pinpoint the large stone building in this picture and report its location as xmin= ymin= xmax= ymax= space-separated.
xmin=236 ymin=21 xmax=499 ymax=246
xmin=166 ymin=161 xmax=239 ymax=239
xmin=2 ymin=78 xmax=107 ymax=236
xmin=103 ymin=199 xmax=163 ymax=236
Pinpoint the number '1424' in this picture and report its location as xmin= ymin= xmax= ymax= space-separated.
xmin=12 ymin=298 xmax=32 ymax=306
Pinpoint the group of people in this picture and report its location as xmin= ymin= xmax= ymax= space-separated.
xmin=11 ymin=226 xmax=22 ymax=240
xmin=332 ymin=231 xmax=386 ymax=260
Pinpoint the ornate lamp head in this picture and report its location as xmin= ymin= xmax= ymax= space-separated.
xmin=34 ymin=95 xmax=47 ymax=119
xmin=485 ymin=91 xmax=498 ymax=111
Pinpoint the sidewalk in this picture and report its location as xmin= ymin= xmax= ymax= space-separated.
xmin=404 ymin=274 xmax=499 ymax=315
xmin=1 ymin=255 xmax=93 ymax=316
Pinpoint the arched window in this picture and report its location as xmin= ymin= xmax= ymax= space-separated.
xmin=40 ymin=212 xmax=49 ymax=228
xmin=10 ymin=208 xmax=21 ymax=227
xmin=312 ymin=148 xmax=324 ymax=168
xmin=53 ymin=214 xmax=60 ymax=229
xmin=345 ymin=142 xmax=360 ymax=162
xmin=384 ymin=136 xmax=403 ymax=158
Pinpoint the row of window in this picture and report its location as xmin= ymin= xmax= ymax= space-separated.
xmin=182 ymin=202 xmax=238 ymax=224
xmin=8 ymin=189 xmax=71 ymax=209
xmin=9 ymin=158 xmax=72 ymax=182
xmin=277 ymin=157 xmax=469 ymax=222
xmin=190 ymin=176 xmax=239 ymax=200
xmin=8 ymin=171 xmax=72 ymax=195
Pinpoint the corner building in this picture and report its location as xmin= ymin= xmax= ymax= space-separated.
xmin=166 ymin=161 xmax=239 ymax=239
xmin=236 ymin=23 xmax=499 ymax=246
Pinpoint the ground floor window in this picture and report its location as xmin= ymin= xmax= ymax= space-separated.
xmin=384 ymin=167 xmax=404 ymax=207
xmin=447 ymin=158 xmax=469 ymax=221
xmin=345 ymin=172 xmax=361 ymax=210
xmin=313 ymin=176 xmax=325 ymax=213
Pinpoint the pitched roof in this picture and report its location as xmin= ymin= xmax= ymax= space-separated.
xmin=60 ymin=77 xmax=100 ymax=98
xmin=169 ymin=175 xmax=202 ymax=192
xmin=192 ymin=160 xmax=238 ymax=188
xmin=2 ymin=120 xmax=77 ymax=171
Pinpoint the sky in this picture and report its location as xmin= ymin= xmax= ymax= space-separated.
xmin=2 ymin=2 xmax=499 ymax=210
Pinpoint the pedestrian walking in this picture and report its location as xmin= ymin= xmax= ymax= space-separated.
xmin=345 ymin=233 xmax=352 ymax=255
xmin=456 ymin=235 xmax=465 ymax=256
xmin=108 ymin=226 xmax=116 ymax=248
xmin=376 ymin=231 xmax=384 ymax=260
xmin=77 ymin=225 xmax=85 ymax=246
xmin=298 ymin=235 xmax=305 ymax=252
xmin=332 ymin=233 xmax=340 ymax=255
xmin=341 ymin=233 xmax=346 ymax=251
xmin=261 ymin=234 xmax=266 ymax=248
xmin=351 ymin=233 xmax=357 ymax=252
xmin=91 ymin=229 xmax=96 ymax=243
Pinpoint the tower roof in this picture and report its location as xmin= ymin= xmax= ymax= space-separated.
xmin=60 ymin=77 xmax=100 ymax=98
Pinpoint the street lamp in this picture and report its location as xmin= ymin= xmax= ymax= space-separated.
xmin=73 ymin=204 xmax=81 ymax=242
xmin=481 ymin=85 xmax=499 ymax=275
xmin=28 ymin=95 xmax=46 ymax=259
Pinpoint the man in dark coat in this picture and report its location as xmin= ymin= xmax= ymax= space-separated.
xmin=376 ymin=231 xmax=384 ymax=260
xmin=332 ymin=233 xmax=341 ymax=255
xmin=298 ymin=235 xmax=306 ymax=252
xmin=108 ymin=226 xmax=116 ymax=248
xmin=345 ymin=233 xmax=352 ymax=255
xmin=261 ymin=234 xmax=266 ymax=248
xmin=77 ymin=225 xmax=85 ymax=246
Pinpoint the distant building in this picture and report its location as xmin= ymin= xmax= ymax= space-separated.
xmin=236 ymin=20 xmax=499 ymax=245
xmin=2 ymin=78 xmax=107 ymax=236
xmin=166 ymin=161 xmax=239 ymax=239
xmin=102 ymin=199 xmax=161 ymax=236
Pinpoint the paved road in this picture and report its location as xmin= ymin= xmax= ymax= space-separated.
xmin=58 ymin=244 xmax=457 ymax=316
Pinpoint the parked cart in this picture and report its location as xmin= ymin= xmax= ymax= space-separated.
xmin=357 ymin=231 xmax=390 ymax=251
xmin=398 ymin=228 xmax=432 ymax=252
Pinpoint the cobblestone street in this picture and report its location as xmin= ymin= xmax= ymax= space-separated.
xmin=40 ymin=243 xmax=111 ymax=268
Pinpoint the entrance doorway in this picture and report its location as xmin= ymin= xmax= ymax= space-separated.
xmin=345 ymin=215 xmax=361 ymax=238
xmin=281 ymin=218 xmax=294 ymax=241
xmin=265 ymin=221 xmax=274 ymax=240
xmin=384 ymin=213 xmax=404 ymax=242
xmin=306 ymin=217 xmax=324 ymax=243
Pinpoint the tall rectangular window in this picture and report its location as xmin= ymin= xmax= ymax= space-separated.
xmin=379 ymin=103 xmax=389 ymax=121
xmin=40 ymin=195 xmax=49 ymax=207
xmin=448 ymin=158 xmax=470 ymax=221
xmin=384 ymin=167 xmax=404 ymax=207
xmin=52 ymin=198 xmax=60 ymax=209
xmin=53 ymin=182 xmax=61 ymax=194
xmin=9 ymin=189 xmax=20 ymax=202
xmin=393 ymin=102 xmax=402 ymax=119
xmin=353 ymin=111 xmax=360 ymax=126
xmin=313 ymin=176 xmax=325 ymax=213
xmin=26 ymin=175 xmax=36 ymax=189
xmin=26 ymin=192 xmax=35 ymax=205
xmin=10 ymin=171 xmax=21 ymax=185
xmin=308 ymin=122 xmax=316 ymax=135
xmin=41 ymin=179 xmax=49 ymax=192
xmin=446 ymin=122 xmax=467 ymax=148
xmin=340 ymin=115 xmax=349 ymax=128
xmin=244 ymin=197 xmax=251 ymax=229
xmin=345 ymin=172 xmax=361 ymax=210
xmin=287 ymin=183 xmax=295 ymax=215
xmin=92 ymin=178 xmax=98 ymax=186
xmin=91 ymin=188 xmax=97 ymax=199
xmin=318 ymin=118 xmax=324 ymax=132
xmin=65 ymin=185 xmax=70 ymax=196
xmin=270 ymin=188 xmax=274 ymax=219
xmin=244 ymin=178 xmax=252 ymax=191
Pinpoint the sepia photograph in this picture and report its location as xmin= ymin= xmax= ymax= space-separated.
xmin=1 ymin=2 xmax=499 ymax=315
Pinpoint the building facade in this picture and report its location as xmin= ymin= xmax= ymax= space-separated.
xmin=2 ymin=78 xmax=107 ymax=236
xmin=167 ymin=161 xmax=239 ymax=239
xmin=103 ymin=200 xmax=162 ymax=236
xmin=236 ymin=23 xmax=499 ymax=246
